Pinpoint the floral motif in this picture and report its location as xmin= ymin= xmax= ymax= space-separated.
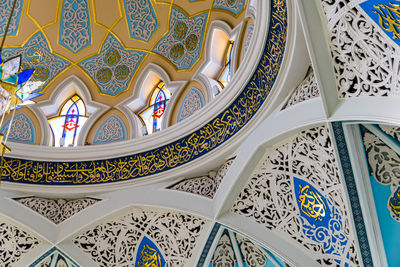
xmin=0 ymin=113 xmax=35 ymax=143
xmin=1 ymin=0 xmax=287 ymax=185
xmin=123 ymin=0 xmax=158 ymax=41
xmin=13 ymin=197 xmax=101 ymax=224
xmin=79 ymin=33 xmax=146 ymax=96
xmin=59 ymin=0 xmax=91 ymax=53
xmin=152 ymin=7 xmax=207 ymax=70
xmin=213 ymin=0 xmax=246 ymax=15
xmin=211 ymin=231 xmax=237 ymax=266
xmin=0 ymin=0 xmax=23 ymax=36
xmin=0 ymin=221 xmax=40 ymax=266
xmin=320 ymin=0 xmax=400 ymax=97
xmin=378 ymin=124 xmax=400 ymax=144
xmin=169 ymin=158 xmax=234 ymax=198
xmin=177 ymin=88 xmax=204 ymax=122
xmin=362 ymin=127 xmax=400 ymax=222
xmin=2 ymin=32 xmax=70 ymax=91
xmin=363 ymin=131 xmax=400 ymax=185
xmin=93 ymin=115 xmax=127 ymax=144
xmin=282 ymin=72 xmax=320 ymax=109
xmin=233 ymin=125 xmax=360 ymax=265
xmin=73 ymin=207 xmax=207 ymax=266
xmin=235 ymin=233 xmax=267 ymax=266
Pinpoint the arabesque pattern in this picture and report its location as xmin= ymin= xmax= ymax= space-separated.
xmin=79 ymin=33 xmax=146 ymax=96
xmin=320 ymin=0 xmax=400 ymax=97
xmin=282 ymin=72 xmax=319 ymax=109
xmin=153 ymin=7 xmax=208 ymax=70
xmin=233 ymin=125 xmax=360 ymax=265
xmin=1 ymin=0 xmax=287 ymax=185
xmin=93 ymin=115 xmax=126 ymax=144
xmin=14 ymin=197 xmax=101 ymax=224
xmin=0 ymin=0 xmax=23 ymax=36
xmin=169 ymin=158 xmax=234 ymax=198
xmin=0 ymin=221 xmax=40 ymax=266
xmin=123 ymin=0 xmax=158 ymax=41
xmin=213 ymin=0 xmax=246 ymax=15
xmin=73 ymin=207 xmax=207 ymax=266
xmin=0 ymin=113 xmax=35 ymax=143
xmin=59 ymin=0 xmax=91 ymax=53
xmin=2 ymin=32 xmax=71 ymax=91
xmin=177 ymin=88 xmax=204 ymax=122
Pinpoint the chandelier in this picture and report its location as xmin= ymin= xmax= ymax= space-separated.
xmin=0 ymin=0 xmax=42 ymax=160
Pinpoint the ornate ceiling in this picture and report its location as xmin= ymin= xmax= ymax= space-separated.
xmin=2 ymin=0 xmax=246 ymax=104
xmin=2 ymin=0 xmax=400 ymax=266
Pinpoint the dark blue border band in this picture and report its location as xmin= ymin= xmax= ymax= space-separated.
xmin=2 ymin=0 xmax=287 ymax=185
xmin=331 ymin=121 xmax=373 ymax=267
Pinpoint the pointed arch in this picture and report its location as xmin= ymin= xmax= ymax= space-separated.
xmin=30 ymin=75 xmax=109 ymax=145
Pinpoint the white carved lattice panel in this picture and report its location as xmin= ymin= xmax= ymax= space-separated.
xmin=320 ymin=0 xmax=400 ymax=97
xmin=168 ymin=158 xmax=235 ymax=198
xmin=232 ymin=125 xmax=360 ymax=265
xmin=13 ymin=197 xmax=101 ymax=224
xmin=0 ymin=220 xmax=41 ymax=266
xmin=282 ymin=72 xmax=320 ymax=109
xmin=73 ymin=207 xmax=208 ymax=266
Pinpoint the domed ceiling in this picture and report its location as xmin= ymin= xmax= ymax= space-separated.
xmin=2 ymin=0 xmax=246 ymax=103
xmin=0 ymin=0 xmax=289 ymax=186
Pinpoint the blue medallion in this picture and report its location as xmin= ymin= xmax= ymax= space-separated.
xmin=293 ymin=177 xmax=331 ymax=228
xmin=135 ymin=236 xmax=166 ymax=267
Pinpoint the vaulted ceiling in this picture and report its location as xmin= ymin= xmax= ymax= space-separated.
xmin=1 ymin=0 xmax=399 ymax=266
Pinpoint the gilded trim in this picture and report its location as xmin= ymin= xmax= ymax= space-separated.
xmin=2 ymin=0 xmax=287 ymax=185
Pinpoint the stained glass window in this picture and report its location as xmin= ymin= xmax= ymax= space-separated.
xmin=139 ymin=82 xmax=171 ymax=134
xmin=218 ymin=41 xmax=234 ymax=87
xmin=48 ymin=95 xmax=88 ymax=147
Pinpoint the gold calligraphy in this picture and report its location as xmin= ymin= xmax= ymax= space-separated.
xmin=2 ymin=0 xmax=287 ymax=185
xmin=389 ymin=187 xmax=400 ymax=217
xmin=137 ymin=245 xmax=162 ymax=267
xmin=374 ymin=3 xmax=400 ymax=39
xmin=298 ymin=185 xmax=327 ymax=221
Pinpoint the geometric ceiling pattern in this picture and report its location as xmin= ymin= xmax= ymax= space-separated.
xmin=79 ymin=33 xmax=146 ymax=96
xmin=1 ymin=0 xmax=286 ymax=185
xmin=1 ymin=0 xmax=400 ymax=266
xmin=1 ymin=0 xmax=247 ymax=97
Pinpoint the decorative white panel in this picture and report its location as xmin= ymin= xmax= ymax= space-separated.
xmin=14 ymin=197 xmax=101 ymax=224
xmin=0 ymin=221 xmax=40 ymax=266
xmin=378 ymin=124 xmax=400 ymax=144
xmin=211 ymin=231 xmax=237 ymax=266
xmin=320 ymin=0 xmax=400 ymax=97
xmin=233 ymin=125 xmax=360 ymax=265
xmin=74 ymin=207 xmax=208 ymax=266
xmin=282 ymin=72 xmax=319 ymax=109
xmin=169 ymin=158 xmax=234 ymax=198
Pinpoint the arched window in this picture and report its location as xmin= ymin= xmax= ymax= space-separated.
xmin=218 ymin=41 xmax=234 ymax=87
xmin=139 ymin=82 xmax=171 ymax=134
xmin=48 ymin=95 xmax=88 ymax=147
